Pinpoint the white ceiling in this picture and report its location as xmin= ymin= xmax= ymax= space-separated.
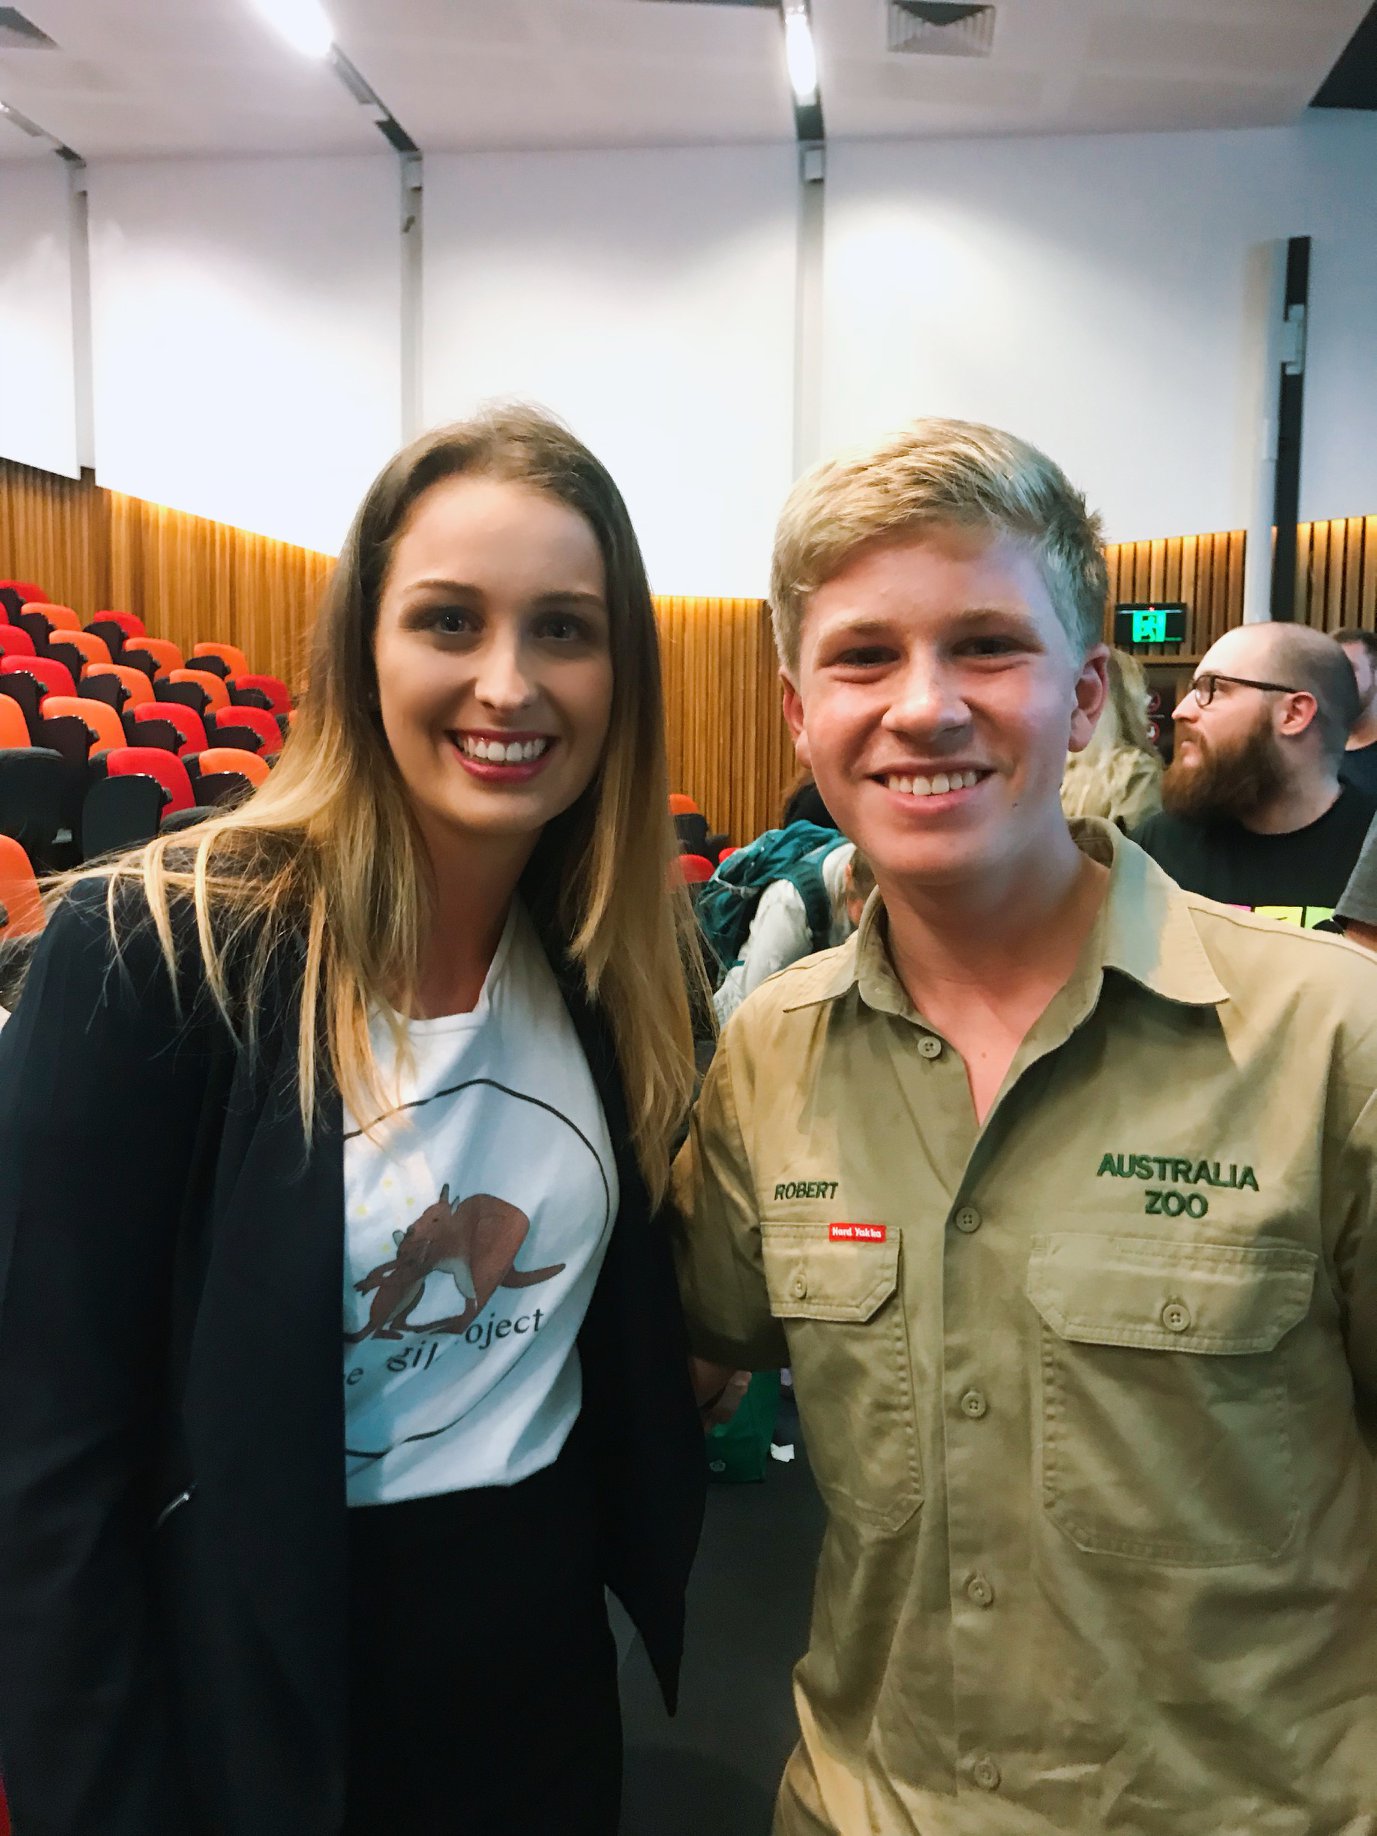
xmin=0 ymin=0 xmax=1368 ymax=161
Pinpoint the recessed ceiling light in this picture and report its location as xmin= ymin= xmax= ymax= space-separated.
xmin=246 ymin=0 xmax=334 ymax=59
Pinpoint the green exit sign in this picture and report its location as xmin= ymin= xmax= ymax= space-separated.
xmin=1114 ymin=603 xmax=1187 ymax=649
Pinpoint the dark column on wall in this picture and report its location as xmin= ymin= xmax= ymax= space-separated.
xmin=1269 ymin=235 xmax=1310 ymax=622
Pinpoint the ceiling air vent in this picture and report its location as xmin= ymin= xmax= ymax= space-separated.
xmin=887 ymin=1 xmax=996 ymax=57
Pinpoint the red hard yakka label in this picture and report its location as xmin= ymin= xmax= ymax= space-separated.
xmin=829 ymin=1223 xmax=887 ymax=1243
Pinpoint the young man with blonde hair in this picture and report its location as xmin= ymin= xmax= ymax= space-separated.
xmin=673 ymin=419 xmax=1377 ymax=1834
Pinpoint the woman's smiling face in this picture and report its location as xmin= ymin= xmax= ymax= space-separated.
xmin=372 ymin=473 xmax=614 ymax=873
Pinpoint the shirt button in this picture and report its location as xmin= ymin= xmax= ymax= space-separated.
xmin=971 ymin=1756 xmax=1001 ymax=1791
xmin=960 ymin=1389 xmax=988 ymax=1419
xmin=790 ymin=1270 xmax=808 ymax=1301
xmin=1161 ymin=1299 xmax=1191 ymax=1333
xmin=954 ymin=1205 xmax=982 ymax=1234
xmin=917 ymin=1033 xmax=943 ymax=1060
xmin=966 ymin=1573 xmax=995 ymax=1608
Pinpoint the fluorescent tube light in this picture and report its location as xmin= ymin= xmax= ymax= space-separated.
xmin=247 ymin=0 xmax=334 ymax=58
xmin=782 ymin=1 xmax=818 ymax=104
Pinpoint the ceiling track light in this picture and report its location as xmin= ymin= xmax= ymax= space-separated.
xmin=0 ymin=93 xmax=80 ymax=158
xmin=329 ymin=46 xmax=419 ymax=155
xmin=779 ymin=0 xmax=825 ymax=156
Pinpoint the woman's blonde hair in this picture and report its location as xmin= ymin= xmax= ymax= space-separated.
xmin=1060 ymin=648 xmax=1163 ymax=828
xmin=77 ymin=407 xmax=698 ymax=1201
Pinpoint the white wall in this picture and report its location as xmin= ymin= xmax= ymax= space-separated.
xmin=5 ymin=114 xmax=1372 ymax=582
xmin=423 ymin=146 xmax=798 ymax=599
xmin=86 ymin=156 xmax=402 ymax=554
xmin=0 ymin=160 xmax=80 ymax=478
xmin=821 ymin=116 xmax=1377 ymax=543
xmin=1293 ymin=116 xmax=1377 ymax=526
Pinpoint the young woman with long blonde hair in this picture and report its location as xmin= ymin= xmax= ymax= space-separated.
xmin=1059 ymin=645 xmax=1164 ymax=829
xmin=0 ymin=408 xmax=705 ymax=1836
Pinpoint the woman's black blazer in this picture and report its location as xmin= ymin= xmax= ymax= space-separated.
xmin=0 ymin=882 xmax=705 ymax=1835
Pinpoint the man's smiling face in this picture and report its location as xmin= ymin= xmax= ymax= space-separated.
xmin=782 ymin=522 xmax=1106 ymax=895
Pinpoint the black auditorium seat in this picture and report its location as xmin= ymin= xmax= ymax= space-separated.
xmin=81 ymin=772 xmax=167 ymax=861
xmin=0 ymin=746 xmax=64 ymax=868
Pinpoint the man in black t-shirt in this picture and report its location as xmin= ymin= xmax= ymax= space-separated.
xmin=1133 ymin=623 xmax=1374 ymax=927
xmin=1335 ymin=628 xmax=1377 ymax=800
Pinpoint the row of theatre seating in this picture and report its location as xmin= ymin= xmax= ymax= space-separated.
xmin=669 ymin=791 xmax=735 ymax=881
xmin=0 ymin=577 xmax=293 ymax=972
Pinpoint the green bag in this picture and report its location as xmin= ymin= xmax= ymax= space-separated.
xmin=706 ymin=1370 xmax=781 ymax=1483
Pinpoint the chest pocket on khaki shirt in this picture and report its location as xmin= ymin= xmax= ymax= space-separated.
xmin=1027 ymin=1233 xmax=1316 ymax=1565
xmin=762 ymin=1222 xmax=921 ymax=1535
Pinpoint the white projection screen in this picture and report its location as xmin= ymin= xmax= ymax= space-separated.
xmin=0 ymin=159 xmax=80 ymax=479
xmin=87 ymin=155 xmax=403 ymax=556
xmin=423 ymin=145 xmax=798 ymax=600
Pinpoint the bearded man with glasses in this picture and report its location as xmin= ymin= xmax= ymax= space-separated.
xmin=1131 ymin=622 xmax=1375 ymax=928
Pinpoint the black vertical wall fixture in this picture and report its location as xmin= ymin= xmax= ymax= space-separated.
xmin=1270 ymin=235 xmax=1310 ymax=622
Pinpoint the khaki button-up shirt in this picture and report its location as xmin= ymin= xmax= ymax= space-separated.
xmin=672 ymin=821 xmax=1377 ymax=1835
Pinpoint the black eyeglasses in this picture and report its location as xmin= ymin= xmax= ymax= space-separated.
xmin=1187 ymin=671 xmax=1301 ymax=708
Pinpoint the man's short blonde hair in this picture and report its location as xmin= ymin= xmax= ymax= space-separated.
xmin=770 ymin=418 xmax=1109 ymax=673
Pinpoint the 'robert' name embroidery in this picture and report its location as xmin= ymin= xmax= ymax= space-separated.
xmin=1097 ymin=1152 xmax=1258 ymax=1219
xmin=775 ymin=1180 xmax=839 ymax=1200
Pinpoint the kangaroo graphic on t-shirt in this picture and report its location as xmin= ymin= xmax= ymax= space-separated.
xmin=346 ymin=1185 xmax=566 ymax=1342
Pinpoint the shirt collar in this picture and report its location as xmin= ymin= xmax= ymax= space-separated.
xmin=781 ymin=817 xmax=1227 ymax=1016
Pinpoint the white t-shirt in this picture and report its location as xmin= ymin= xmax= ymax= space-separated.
xmin=342 ymin=902 xmax=618 ymax=1507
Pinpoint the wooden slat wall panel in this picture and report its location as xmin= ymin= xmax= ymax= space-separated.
xmin=656 ymin=594 xmax=797 ymax=847
xmin=1 ymin=456 xmax=331 ymax=690
xmin=9 ymin=456 xmax=1377 ymax=845
xmin=1103 ymin=528 xmax=1247 ymax=658
xmin=1103 ymin=518 xmax=1377 ymax=652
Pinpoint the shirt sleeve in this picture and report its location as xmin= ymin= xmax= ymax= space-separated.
xmin=1335 ymin=815 xmax=1377 ymax=928
xmin=670 ymin=1037 xmax=786 ymax=1370
xmin=1334 ymin=1086 xmax=1377 ymax=1446
xmin=0 ymin=882 xmax=210 ymax=1833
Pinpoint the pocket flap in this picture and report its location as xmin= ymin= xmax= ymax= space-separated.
xmin=761 ymin=1221 xmax=899 ymax=1322
xmin=1026 ymin=1233 xmax=1315 ymax=1354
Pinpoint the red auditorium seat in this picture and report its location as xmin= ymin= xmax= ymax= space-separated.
xmin=206 ymin=706 xmax=281 ymax=754
xmin=0 ymin=580 xmax=47 ymax=603
xmin=0 ymin=627 xmax=36 ymax=661
xmin=129 ymin=700 xmax=207 ymax=756
xmin=170 ymin=667 xmax=230 ymax=714
xmin=22 ymin=602 xmax=80 ymax=633
xmin=39 ymin=695 xmax=126 ymax=757
xmin=194 ymin=640 xmax=250 ymax=676
xmin=2 ymin=655 xmax=77 ymax=701
xmin=0 ymin=699 xmax=30 ymax=748
xmin=197 ymin=746 xmax=269 ymax=788
xmin=0 ymin=836 xmax=44 ymax=941
xmin=125 ymin=637 xmax=183 ymax=676
xmin=92 ymin=609 xmax=145 ymax=638
xmin=87 ymin=663 xmax=156 ymax=708
xmin=668 ymin=792 xmax=699 ymax=815
xmin=677 ymin=853 xmax=714 ymax=884
xmin=231 ymin=673 xmax=291 ymax=715
xmin=64 ymin=629 xmax=113 ymax=667
xmin=105 ymin=746 xmax=195 ymax=815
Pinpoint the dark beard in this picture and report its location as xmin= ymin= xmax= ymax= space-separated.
xmin=1161 ymin=716 xmax=1285 ymax=823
